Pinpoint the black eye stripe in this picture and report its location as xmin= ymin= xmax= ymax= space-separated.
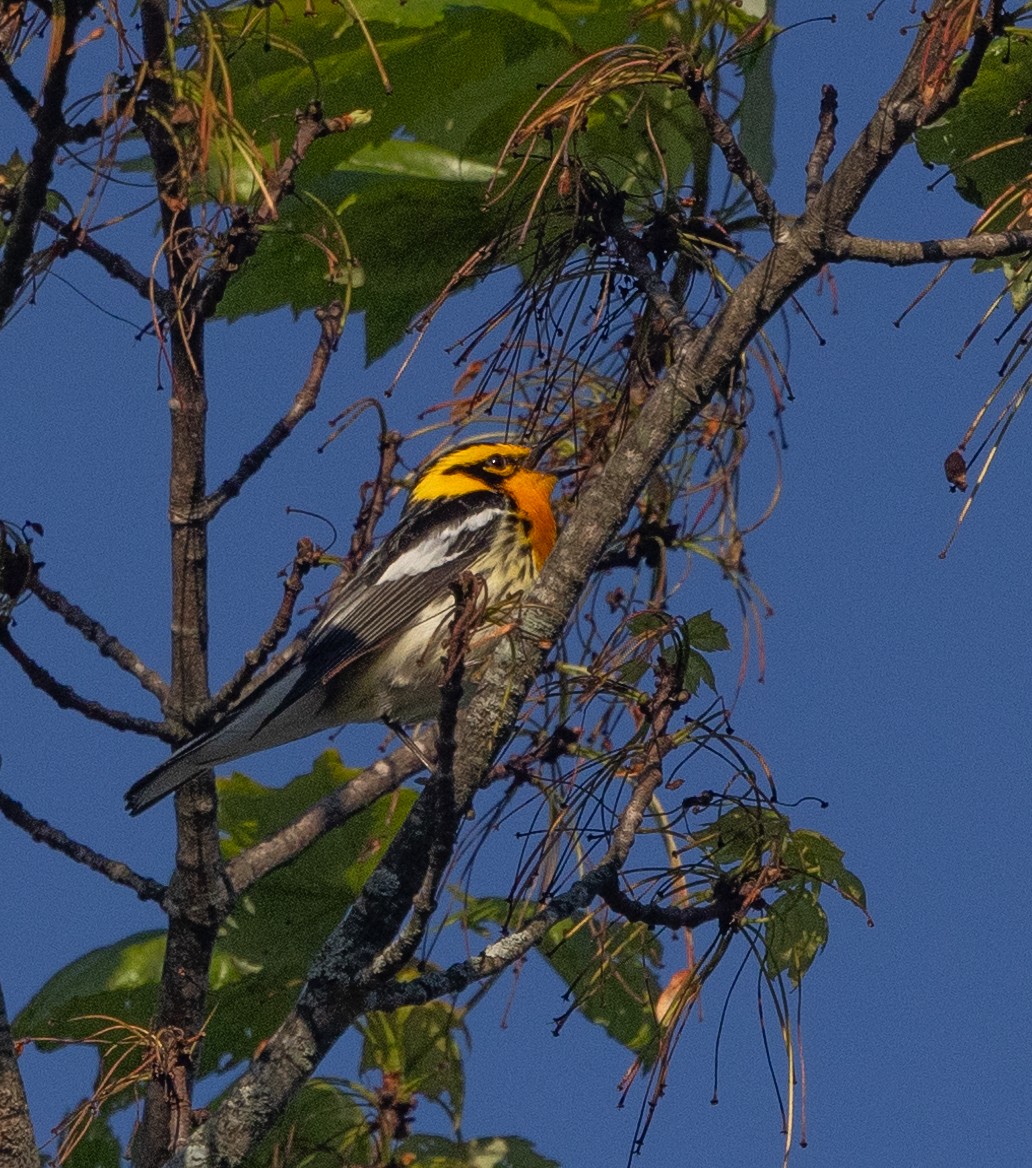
xmin=443 ymin=458 xmax=513 ymax=482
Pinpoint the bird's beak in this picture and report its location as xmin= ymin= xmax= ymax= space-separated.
xmin=526 ymin=431 xmax=586 ymax=480
xmin=526 ymin=430 xmax=569 ymax=468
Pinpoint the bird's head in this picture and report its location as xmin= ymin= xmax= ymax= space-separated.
xmin=408 ymin=442 xmax=560 ymax=569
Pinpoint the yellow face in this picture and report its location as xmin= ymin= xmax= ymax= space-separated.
xmin=409 ymin=443 xmax=536 ymax=501
xmin=409 ymin=442 xmax=558 ymax=569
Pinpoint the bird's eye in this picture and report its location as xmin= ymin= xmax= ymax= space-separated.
xmin=484 ymin=453 xmax=513 ymax=473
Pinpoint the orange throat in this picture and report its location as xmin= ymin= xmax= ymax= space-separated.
xmin=508 ymin=469 xmax=558 ymax=570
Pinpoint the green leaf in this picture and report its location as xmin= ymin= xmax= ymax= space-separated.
xmin=681 ymin=647 xmax=716 ymax=694
xmin=783 ymin=828 xmax=867 ymax=910
xmin=458 ymin=896 xmax=662 ymax=1061
xmin=248 ymin=1078 xmax=370 ymax=1168
xmin=684 ymin=610 xmax=731 ymax=652
xmin=14 ymin=931 xmax=166 ymax=1046
xmin=706 ymin=806 xmax=788 ymax=866
xmin=917 ymin=38 xmax=1032 ymax=210
xmin=736 ymin=22 xmax=777 ymax=184
xmin=205 ymin=752 xmax=417 ymax=1073
xmin=340 ymin=140 xmax=499 ymax=183
xmin=198 ymin=0 xmax=758 ymax=353
xmin=16 ymin=752 xmax=416 ymax=1080
xmin=542 ymin=916 xmax=662 ymax=1061
xmin=763 ymin=888 xmax=828 ymax=987
xmin=65 ymin=1115 xmax=123 ymax=1168
xmin=359 ymin=997 xmax=469 ymax=1125
xmin=400 ymin=1133 xmax=561 ymax=1168
xmin=208 ymin=1 xmax=570 ymax=355
xmin=627 ymin=611 xmax=669 ymax=636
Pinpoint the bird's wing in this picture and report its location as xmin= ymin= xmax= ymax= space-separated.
xmin=264 ymin=495 xmax=505 ymax=715
xmin=125 ymin=494 xmax=506 ymax=814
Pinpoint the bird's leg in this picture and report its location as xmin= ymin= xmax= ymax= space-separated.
xmin=383 ymin=720 xmax=437 ymax=777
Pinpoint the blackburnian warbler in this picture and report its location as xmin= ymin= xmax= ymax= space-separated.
xmin=125 ymin=442 xmax=561 ymax=814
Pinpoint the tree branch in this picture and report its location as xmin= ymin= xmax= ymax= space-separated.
xmin=679 ymin=54 xmax=778 ymax=232
xmin=201 ymin=302 xmax=345 ymax=521
xmin=29 ymin=574 xmax=170 ymax=703
xmin=205 ymin=537 xmax=323 ymax=720
xmin=0 ymin=625 xmax=171 ymax=738
xmin=192 ymin=104 xmax=368 ymax=321
xmin=805 ymin=84 xmax=838 ymax=206
xmin=223 ymin=736 xmax=430 ymax=896
xmin=207 ymin=427 xmax=401 ymax=719
xmin=39 ymin=209 xmax=168 ymax=310
xmin=0 ymin=0 xmax=84 ymax=325
xmin=0 ymin=980 xmax=38 ymax=1168
xmin=0 ymin=55 xmax=37 ymax=120
xmin=0 ymin=788 xmax=167 ymax=902
xmin=827 ymin=228 xmax=1032 ymax=266
xmin=365 ymin=578 xmax=484 ymax=982
xmin=135 ymin=0 xmax=225 ymax=1157
xmin=601 ymin=198 xmax=696 ymax=343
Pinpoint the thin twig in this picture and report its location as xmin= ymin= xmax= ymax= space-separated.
xmin=39 ymin=209 xmax=167 ymax=309
xmin=0 ymin=55 xmax=37 ymax=119
xmin=680 ymin=58 xmax=779 ymax=231
xmin=0 ymin=625 xmax=172 ymax=738
xmin=601 ymin=197 xmax=695 ymax=344
xmin=206 ymin=537 xmax=323 ymax=719
xmin=318 ymin=424 xmax=403 ymax=609
xmin=340 ymin=428 xmax=403 ymax=574
xmin=207 ymin=426 xmax=400 ymax=718
xmin=201 ymin=302 xmax=346 ymax=521
xmin=58 ymin=89 xmax=137 ymax=145
xmin=805 ymin=85 xmax=838 ymax=206
xmin=598 ymin=879 xmax=729 ymax=931
xmin=0 ymin=787 xmax=167 ymax=902
xmin=193 ymin=104 xmax=366 ymax=320
xmin=29 ymin=574 xmax=171 ymax=702
xmin=365 ymin=858 xmax=735 ymax=1014
xmin=224 ymin=734 xmax=432 ymax=895
xmin=368 ymin=575 xmax=486 ymax=979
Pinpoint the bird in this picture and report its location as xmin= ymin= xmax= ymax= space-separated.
xmin=124 ymin=441 xmax=562 ymax=815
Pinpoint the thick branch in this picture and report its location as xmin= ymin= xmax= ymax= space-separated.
xmin=136 ymin=0 xmax=224 ymax=1159
xmin=0 ymin=625 xmax=171 ymax=738
xmin=0 ymin=981 xmax=37 ymax=1168
xmin=29 ymin=575 xmax=170 ymax=703
xmin=0 ymin=789 xmax=166 ymax=902
xmin=0 ymin=0 xmax=83 ymax=325
xmin=201 ymin=302 xmax=345 ymax=521
xmin=827 ymin=229 xmax=1032 ymax=266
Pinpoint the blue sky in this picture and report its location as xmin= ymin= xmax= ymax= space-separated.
xmin=3 ymin=2 xmax=1032 ymax=1165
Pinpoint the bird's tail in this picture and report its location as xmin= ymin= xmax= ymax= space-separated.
xmin=124 ymin=730 xmax=233 ymax=815
xmin=124 ymin=663 xmax=319 ymax=815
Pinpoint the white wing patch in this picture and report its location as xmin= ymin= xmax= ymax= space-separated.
xmin=376 ymin=507 xmax=500 ymax=584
